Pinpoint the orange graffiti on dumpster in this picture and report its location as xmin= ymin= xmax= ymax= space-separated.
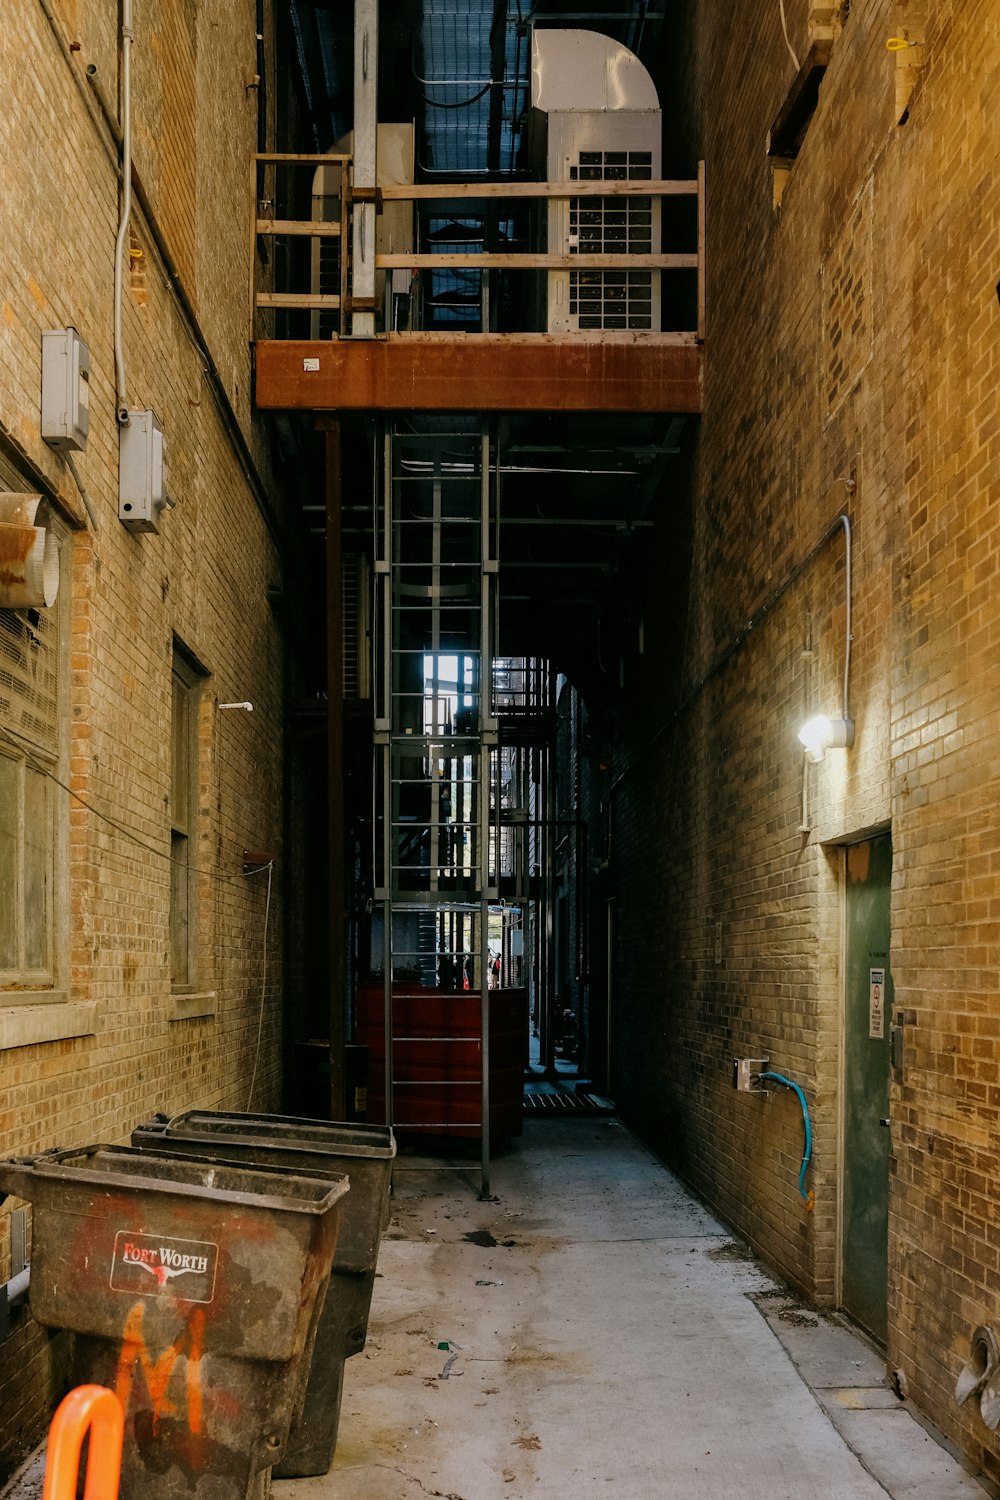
xmin=114 ymin=1302 xmax=206 ymax=1435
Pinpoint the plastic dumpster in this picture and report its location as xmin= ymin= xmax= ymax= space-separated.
xmin=0 ymin=1144 xmax=348 ymax=1500
xmin=131 ymin=1111 xmax=395 ymax=1477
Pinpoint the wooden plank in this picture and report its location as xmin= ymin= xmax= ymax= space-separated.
xmin=248 ymin=152 xmax=258 ymax=345
xmin=378 ymin=179 xmax=698 ymax=201
xmin=254 ymin=335 xmax=702 ymax=414
xmin=256 ymin=219 xmax=342 ymax=237
xmin=252 ymin=151 xmax=352 ymax=164
xmin=697 ymin=159 xmax=706 ymax=343
xmin=256 ymin=293 xmax=341 ymax=310
xmin=376 ymin=252 xmax=698 ymax=270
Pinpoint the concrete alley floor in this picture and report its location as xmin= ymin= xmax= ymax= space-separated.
xmin=0 ymin=1116 xmax=989 ymax=1500
xmin=279 ymin=1116 xmax=988 ymax=1500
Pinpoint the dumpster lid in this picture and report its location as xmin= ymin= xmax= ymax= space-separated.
xmin=0 ymin=1145 xmax=350 ymax=1215
xmin=156 ymin=1111 xmax=396 ymax=1160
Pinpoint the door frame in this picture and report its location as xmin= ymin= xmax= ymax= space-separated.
xmin=834 ymin=824 xmax=893 ymax=1336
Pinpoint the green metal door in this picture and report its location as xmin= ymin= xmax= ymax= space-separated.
xmin=842 ymin=833 xmax=893 ymax=1342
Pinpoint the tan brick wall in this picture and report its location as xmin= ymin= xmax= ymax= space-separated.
xmin=613 ymin=0 xmax=1000 ymax=1478
xmin=0 ymin=0 xmax=285 ymax=1474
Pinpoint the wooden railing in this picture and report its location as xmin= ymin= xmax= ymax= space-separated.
xmin=251 ymin=153 xmax=705 ymax=341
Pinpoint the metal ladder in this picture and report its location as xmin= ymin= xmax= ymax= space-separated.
xmin=372 ymin=417 xmax=499 ymax=1196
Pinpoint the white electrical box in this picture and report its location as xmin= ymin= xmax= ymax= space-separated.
xmin=119 ymin=410 xmax=169 ymax=533
xmin=40 ymin=328 xmax=91 ymax=451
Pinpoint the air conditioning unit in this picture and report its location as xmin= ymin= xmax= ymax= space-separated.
xmin=527 ymin=31 xmax=662 ymax=334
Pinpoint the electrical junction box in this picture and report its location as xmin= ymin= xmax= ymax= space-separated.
xmin=732 ymin=1057 xmax=769 ymax=1092
xmin=40 ymin=328 xmax=91 ymax=451
xmin=119 ymin=410 xmax=169 ymax=533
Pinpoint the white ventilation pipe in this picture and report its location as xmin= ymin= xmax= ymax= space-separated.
xmin=0 ymin=495 xmax=60 ymax=609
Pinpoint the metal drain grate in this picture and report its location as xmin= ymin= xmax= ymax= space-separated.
xmin=523 ymin=1091 xmax=615 ymax=1115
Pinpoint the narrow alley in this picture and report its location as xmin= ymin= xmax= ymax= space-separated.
xmin=4 ymin=0 xmax=1000 ymax=1491
xmin=271 ymin=1118 xmax=985 ymax=1500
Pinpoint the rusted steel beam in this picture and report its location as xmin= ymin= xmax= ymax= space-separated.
xmin=255 ymin=336 xmax=702 ymax=413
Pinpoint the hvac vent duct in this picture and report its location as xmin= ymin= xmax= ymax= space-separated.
xmin=528 ymin=31 xmax=662 ymax=335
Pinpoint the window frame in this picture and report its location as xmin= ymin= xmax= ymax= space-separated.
xmin=170 ymin=643 xmax=204 ymax=993
xmin=0 ymin=502 xmax=69 ymax=1007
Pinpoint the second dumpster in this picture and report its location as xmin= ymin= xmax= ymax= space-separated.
xmin=132 ymin=1110 xmax=395 ymax=1477
xmin=0 ymin=1144 xmax=348 ymax=1500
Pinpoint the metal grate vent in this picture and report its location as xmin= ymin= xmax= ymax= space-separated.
xmin=523 ymin=1089 xmax=615 ymax=1115
xmin=342 ymin=553 xmax=369 ymax=700
xmin=0 ymin=605 xmax=59 ymax=750
xmin=569 ymin=150 xmax=654 ymax=330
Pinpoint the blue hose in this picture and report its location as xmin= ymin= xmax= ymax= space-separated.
xmin=757 ymin=1071 xmax=812 ymax=1202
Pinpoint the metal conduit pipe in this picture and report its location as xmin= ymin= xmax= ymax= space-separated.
xmin=0 ymin=1268 xmax=30 ymax=1340
xmin=31 ymin=0 xmax=280 ymax=543
xmin=839 ymin=512 xmax=853 ymax=724
xmin=255 ymin=0 xmax=267 ymax=154
xmin=609 ymin=509 xmax=855 ymax=794
xmin=112 ymin=0 xmax=134 ymax=424
xmin=6 ymin=1268 xmax=29 ymax=1305
xmin=34 ymin=0 xmax=280 ymax=542
xmin=83 ymin=63 xmax=279 ymax=539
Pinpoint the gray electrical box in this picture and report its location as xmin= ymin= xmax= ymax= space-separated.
xmin=40 ymin=328 xmax=91 ymax=451
xmin=732 ymin=1057 xmax=769 ymax=1092
xmin=119 ymin=410 xmax=169 ymax=534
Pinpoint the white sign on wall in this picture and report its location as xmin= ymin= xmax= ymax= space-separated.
xmin=869 ymin=968 xmax=886 ymax=1039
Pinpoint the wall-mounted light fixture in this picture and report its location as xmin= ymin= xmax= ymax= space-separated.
xmin=797 ymin=513 xmax=853 ymax=764
xmin=798 ymin=712 xmax=854 ymax=763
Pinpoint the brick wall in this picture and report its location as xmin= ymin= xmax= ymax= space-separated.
xmin=608 ymin=0 xmax=1000 ymax=1476
xmin=0 ymin=0 xmax=289 ymax=1475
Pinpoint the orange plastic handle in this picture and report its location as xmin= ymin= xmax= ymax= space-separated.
xmin=43 ymin=1386 xmax=124 ymax=1500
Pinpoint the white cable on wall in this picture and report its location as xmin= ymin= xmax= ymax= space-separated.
xmin=113 ymin=0 xmax=134 ymax=422
xmin=778 ymin=0 xmax=801 ymax=71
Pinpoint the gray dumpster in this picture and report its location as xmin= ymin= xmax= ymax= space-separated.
xmin=0 ymin=1144 xmax=348 ymax=1500
xmin=132 ymin=1111 xmax=395 ymax=1477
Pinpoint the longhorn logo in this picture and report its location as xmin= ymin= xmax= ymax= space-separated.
xmin=111 ymin=1232 xmax=218 ymax=1304
xmin=130 ymin=1256 xmax=197 ymax=1288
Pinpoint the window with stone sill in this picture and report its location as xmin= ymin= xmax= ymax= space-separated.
xmin=0 ymin=504 xmax=66 ymax=999
xmin=170 ymin=643 xmax=206 ymax=991
xmin=768 ymin=4 xmax=851 ymax=209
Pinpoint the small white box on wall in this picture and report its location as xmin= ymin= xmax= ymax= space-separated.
xmin=40 ymin=328 xmax=91 ymax=452
xmin=119 ymin=410 xmax=171 ymax=534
